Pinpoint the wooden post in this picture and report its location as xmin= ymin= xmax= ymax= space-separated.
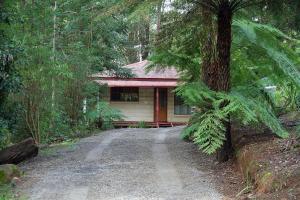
xmin=155 ymin=88 xmax=160 ymax=123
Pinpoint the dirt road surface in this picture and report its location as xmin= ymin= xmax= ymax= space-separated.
xmin=17 ymin=127 xmax=227 ymax=200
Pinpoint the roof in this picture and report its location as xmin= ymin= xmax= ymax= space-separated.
xmin=94 ymin=79 xmax=178 ymax=87
xmin=93 ymin=60 xmax=180 ymax=87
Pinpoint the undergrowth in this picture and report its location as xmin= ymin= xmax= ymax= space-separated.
xmin=0 ymin=184 xmax=24 ymax=200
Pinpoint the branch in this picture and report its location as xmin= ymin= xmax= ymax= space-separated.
xmin=230 ymin=0 xmax=244 ymax=11
xmin=232 ymin=0 xmax=265 ymax=13
xmin=192 ymin=0 xmax=219 ymax=13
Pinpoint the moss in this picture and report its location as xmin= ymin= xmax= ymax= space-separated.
xmin=0 ymin=171 xmax=7 ymax=185
xmin=0 ymin=165 xmax=21 ymax=185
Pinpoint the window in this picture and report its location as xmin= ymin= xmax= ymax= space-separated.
xmin=174 ymin=95 xmax=191 ymax=115
xmin=110 ymin=87 xmax=139 ymax=102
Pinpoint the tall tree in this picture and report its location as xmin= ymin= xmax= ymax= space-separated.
xmin=192 ymin=0 xmax=261 ymax=161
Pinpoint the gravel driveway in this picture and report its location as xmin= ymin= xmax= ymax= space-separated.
xmin=17 ymin=127 xmax=223 ymax=200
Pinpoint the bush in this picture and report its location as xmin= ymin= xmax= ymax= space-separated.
xmin=0 ymin=120 xmax=12 ymax=150
xmin=87 ymin=101 xmax=124 ymax=130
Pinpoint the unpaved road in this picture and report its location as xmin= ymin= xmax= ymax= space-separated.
xmin=17 ymin=127 xmax=224 ymax=200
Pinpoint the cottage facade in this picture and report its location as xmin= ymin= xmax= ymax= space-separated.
xmin=93 ymin=60 xmax=191 ymax=127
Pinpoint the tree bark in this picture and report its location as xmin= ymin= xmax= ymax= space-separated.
xmin=200 ymin=9 xmax=218 ymax=91
xmin=216 ymin=2 xmax=233 ymax=162
xmin=127 ymin=31 xmax=139 ymax=63
xmin=0 ymin=138 xmax=39 ymax=165
xmin=141 ymin=22 xmax=150 ymax=60
xmin=156 ymin=0 xmax=164 ymax=34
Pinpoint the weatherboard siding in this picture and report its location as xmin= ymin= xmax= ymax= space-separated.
xmin=103 ymin=88 xmax=154 ymax=122
xmin=167 ymin=89 xmax=190 ymax=123
xmin=102 ymin=87 xmax=190 ymax=123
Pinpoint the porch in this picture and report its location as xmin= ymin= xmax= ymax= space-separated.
xmin=112 ymin=121 xmax=187 ymax=128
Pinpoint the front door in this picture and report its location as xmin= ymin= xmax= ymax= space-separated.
xmin=154 ymin=88 xmax=168 ymax=122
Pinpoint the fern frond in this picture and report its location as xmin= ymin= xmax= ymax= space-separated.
xmin=233 ymin=19 xmax=300 ymax=88
xmin=193 ymin=111 xmax=227 ymax=154
xmin=178 ymin=81 xmax=289 ymax=154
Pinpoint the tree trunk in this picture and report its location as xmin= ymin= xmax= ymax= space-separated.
xmin=216 ymin=2 xmax=233 ymax=162
xmin=156 ymin=0 xmax=164 ymax=34
xmin=0 ymin=138 xmax=39 ymax=165
xmin=141 ymin=22 xmax=150 ymax=60
xmin=127 ymin=31 xmax=139 ymax=63
xmin=200 ymin=9 xmax=218 ymax=91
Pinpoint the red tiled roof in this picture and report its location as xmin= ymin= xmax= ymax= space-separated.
xmin=94 ymin=79 xmax=178 ymax=87
xmin=92 ymin=60 xmax=180 ymax=87
xmin=92 ymin=60 xmax=179 ymax=79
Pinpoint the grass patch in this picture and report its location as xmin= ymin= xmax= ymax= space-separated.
xmin=0 ymin=184 xmax=25 ymax=200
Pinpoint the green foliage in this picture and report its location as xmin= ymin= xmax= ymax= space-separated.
xmin=232 ymin=19 xmax=300 ymax=87
xmin=137 ymin=121 xmax=147 ymax=128
xmin=177 ymin=82 xmax=289 ymax=154
xmin=1 ymin=0 xmax=299 ymax=157
xmin=108 ymin=0 xmax=300 ymax=155
xmin=87 ymin=101 xmax=124 ymax=130
xmin=146 ymin=6 xmax=299 ymax=153
xmin=0 ymin=185 xmax=15 ymax=200
xmin=190 ymin=112 xmax=227 ymax=154
xmin=0 ymin=120 xmax=11 ymax=150
xmin=231 ymin=19 xmax=300 ymax=113
xmin=0 ymin=0 xmax=131 ymax=146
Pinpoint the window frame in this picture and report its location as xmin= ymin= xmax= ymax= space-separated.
xmin=110 ymin=87 xmax=139 ymax=102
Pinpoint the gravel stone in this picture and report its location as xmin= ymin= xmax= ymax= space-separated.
xmin=17 ymin=127 xmax=223 ymax=200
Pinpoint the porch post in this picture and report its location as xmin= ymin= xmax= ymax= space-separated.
xmin=155 ymin=88 xmax=160 ymax=122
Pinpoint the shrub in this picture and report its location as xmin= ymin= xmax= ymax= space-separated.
xmin=0 ymin=120 xmax=11 ymax=150
xmin=87 ymin=101 xmax=123 ymax=130
xmin=137 ymin=121 xmax=147 ymax=128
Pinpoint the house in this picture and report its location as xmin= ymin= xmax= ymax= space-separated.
xmin=92 ymin=60 xmax=191 ymax=127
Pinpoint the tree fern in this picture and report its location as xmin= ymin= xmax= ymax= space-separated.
xmin=177 ymin=81 xmax=289 ymax=154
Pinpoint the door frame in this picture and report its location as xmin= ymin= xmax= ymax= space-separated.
xmin=154 ymin=88 xmax=168 ymax=122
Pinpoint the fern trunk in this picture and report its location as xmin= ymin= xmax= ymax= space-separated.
xmin=200 ymin=9 xmax=218 ymax=91
xmin=215 ymin=2 xmax=233 ymax=162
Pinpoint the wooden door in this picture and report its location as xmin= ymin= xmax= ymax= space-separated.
xmin=154 ymin=88 xmax=168 ymax=122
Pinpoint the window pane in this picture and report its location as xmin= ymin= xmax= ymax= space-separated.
xmin=111 ymin=87 xmax=121 ymax=101
xmin=174 ymin=95 xmax=191 ymax=115
xmin=111 ymin=87 xmax=139 ymax=102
